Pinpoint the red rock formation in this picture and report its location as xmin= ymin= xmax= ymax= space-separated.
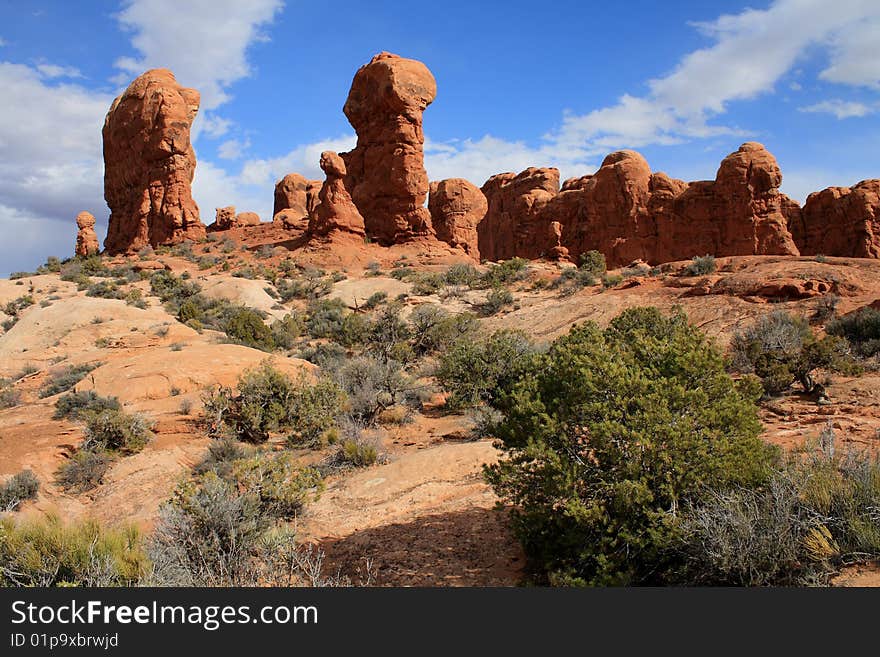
xmin=273 ymin=173 xmax=321 ymax=227
xmin=210 ymin=207 xmax=261 ymax=230
xmin=341 ymin=52 xmax=437 ymax=244
xmin=792 ymin=180 xmax=880 ymax=258
xmin=428 ymin=178 xmax=486 ymax=258
xmin=477 ymin=142 xmax=802 ymax=266
xmin=478 ymin=168 xmax=559 ymax=260
xmin=547 ymin=221 xmax=570 ymax=261
xmin=103 ymin=69 xmax=205 ymax=254
xmin=74 ymin=211 xmax=100 ymax=257
xmin=308 ymin=151 xmax=365 ymax=238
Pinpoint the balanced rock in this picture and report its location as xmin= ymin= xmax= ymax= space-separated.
xmin=211 ymin=207 xmax=261 ymax=230
xmin=341 ymin=52 xmax=437 ymax=244
xmin=273 ymin=173 xmax=321 ymax=228
xmin=793 ymin=180 xmax=880 ymax=258
xmin=103 ymin=69 xmax=205 ymax=254
xmin=308 ymin=151 xmax=365 ymax=238
xmin=74 ymin=211 xmax=100 ymax=257
xmin=547 ymin=221 xmax=570 ymax=261
xmin=428 ymin=178 xmax=487 ymax=258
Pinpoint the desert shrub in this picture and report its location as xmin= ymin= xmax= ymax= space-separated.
xmin=53 ymin=390 xmax=121 ymax=420
xmin=579 ymin=250 xmax=607 ymax=275
xmin=365 ymin=261 xmax=382 ymax=276
xmin=298 ymin=342 xmax=347 ymax=368
xmin=683 ymin=254 xmax=717 ymax=276
xmin=81 ymin=409 xmax=153 ymax=454
xmin=444 ymin=263 xmax=480 ymax=286
xmin=409 ymin=306 xmax=478 ymax=357
xmin=3 ymin=295 xmax=35 ymax=317
xmin=0 ymin=470 xmax=39 ymax=511
xmin=9 ymin=271 xmax=33 ymax=280
xmin=339 ymin=438 xmax=379 ymax=467
xmin=477 ymin=257 xmax=529 ymax=288
xmin=811 ymin=294 xmax=840 ymax=322
xmin=149 ymin=270 xmax=201 ymax=306
xmin=38 ymin=362 xmax=101 ymax=398
xmin=410 ymin=272 xmax=446 ymax=296
xmin=0 ymin=384 xmax=21 ymax=410
xmin=485 ymin=307 xmax=778 ymax=585
xmin=0 ymin=514 xmax=146 ymax=586
xmin=335 ymin=312 xmax=372 ymax=348
xmin=482 ymin=287 xmax=515 ymax=315
xmin=827 ymin=306 xmax=880 ymax=358
xmin=86 ymin=280 xmax=125 ymax=299
xmin=179 ymin=399 xmax=193 ymax=415
xmin=230 ymin=452 xmax=324 ymax=518
xmin=731 ymin=310 xmax=854 ymax=395
xmin=390 ymin=267 xmax=415 ymax=281
xmin=601 ymin=273 xmax=623 ymax=288
xmin=194 ymin=437 xmax=252 ymax=477
xmin=364 ymin=302 xmax=413 ymax=362
xmin=203 ymin=362 xmax=344 ymax=446
xmin=224 ymin=307 xmax=274 ymax=351
xmin=676 ymin=446 xmax=880 ymax=585
xmin=276 ymin=270 xmax=333 ymax=301
xmin=362 ymin=291 xmax=387 ymax=309
xmin=305 ymin=298 xmax=347 ymax=339
xmin=55 ymin=449 xmax=112 ymax=492
xmin=125 ymin=288 xmax=148 ymax=309
xmin=270 ymin=312 xmax=305 ymax=350
xmin=552 ymin=267 xmax=597 ymax=295
xmin=437 ymin=329 xmax=536 ymax=410
xmin=330 ymin=356 xmax=412 ymax=425
xmin=146 ymin=472 xmax=325 ymax=586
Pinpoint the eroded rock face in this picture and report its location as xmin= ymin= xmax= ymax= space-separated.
xmin=210 ymin=207 xmax=261 ymax=231
xmin=428 ymin=178 xmax=487 ymax=258
xmin=341 ymin=52 xmax=437 ymax=244
xmin=308 ymin=151 xmax=365 ymax=238
xmin=273 ymin=173 xmax=321 ymax=227
xmin=477 ymin=142 xmax=802 ymax=266
xmin=478 ymin=168 xmax=559 ymax=261
xmin=793 ymin=180 xmax=880 ymax=258
xmin=103 ymin=69 xmax=205 ymax=254
xmin=75 ymin=211 xmax=100 ymax=257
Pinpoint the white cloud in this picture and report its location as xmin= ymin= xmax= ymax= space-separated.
xmin=198 ymin=113 xmax=233 ymax=139
xmin=239 ymin=134 xmax=357 ymax=186
xmin=114 ymin=0 xmax=284 ymax=110
xmin=820 ymin=16 xmax=880 ymax=89
xmin=217 ymin=138 xmax=250 ymax=160
xmin=35 ymin=62 xmax=84 ymax=79
xmin=192 ymin=159 xmax=273 ymax=223
xmin=799 ymin=99 xmax=875 ymax=118
xmin=0 ymin=63 xmax=111 ymax=269
xmin=781 ymin=166 xmax=878 ymax=204
xmin=545 ymin=0 xmax=880 ymax=155
xmin=789 ymin=81 xmax=802 ymax=91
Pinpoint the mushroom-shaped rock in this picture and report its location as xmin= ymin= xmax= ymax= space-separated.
xmin=308 ymin=151 xmax=366 ymax=238
xmin=75 ymin=211 xmax=100 ymax=257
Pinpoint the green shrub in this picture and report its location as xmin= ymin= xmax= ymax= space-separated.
xmin=482 ymin=287 xmax=514 ymax=315
xmin=339 ymin=438 xmax=379 ymax=467
xmin=437 ymin=330 xmax=536 ymax=410
xmin=276 ymin=270 xmax=333 ymax=301
xmin=224 ymin=308 xmax=274 ymax=351
xmin=305 ymin=298 xmax=347 ymax=339
xmin=827 ymin=306 xmax=880 ymax=358
xmin=230 ymin=452 xmax=323 ymax=518
xmin=731 ymin=310 xmax=854 ymax=395
xmin=125 ymin=288 xmax=148 ymax=309
xmin=477 ymin=258 xmax=529 ymax=288
xmin=409 ymin=306 xmax=478 ymax=357
xmin=194 ymin=437 xmax=252 ymax=477
xmin=578 ymin=250 xmax=607 ymax=274
xmin=55 ymin=449 xmax=112 ymax=492
xmin=81 ymin=409 xmax=153 ymax=454
xmin=330 ymin=356 xmax=412 ymax=425
xmin=86 ymin=280 xmax=125 ymax=299
xmin=444 ymin=263 xmax=480 ymax=286
xmin=0 ymin=514 xmax=146 ymax=586
xmin=203 ymin=362 xmax=344 ymax=446
xmin=363 ymin=291 xmax=387 ymax=309
xmin=684 ymin=255 xmax=717 ymax=276
xmin=552 ymin=267 xmax=597 ymax=295
xmin=410 ymin=272 xmax=446 ymax=296
xmin=53 ymin=390 xmax=121 ymax=420
xmin=485 ymin=307 xmax=778 ymax=585
xmin=38 ymin=362 xmax=101 ymax=398
xmin=270 ymin=313 xmax=305 ymax=350
xmin=0 ymin=470 xmax=39 ymax=511
xmin=601 ymin=273 xmax=623 ymax=288
xmin=3 ymin=295 xmax=35 ymax=317
xmin=364 ymin=302 xmax=413 ymax=362
xmin=0 ymin=385 xmax=21 ymax=410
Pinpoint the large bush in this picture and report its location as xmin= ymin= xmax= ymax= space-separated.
xmin=0 ymin=470 xmax=39 ymax=512
xmin=827 ymin=306 xmax=880 ymax=358
xmin=204 ymin=362 xmax=344 ymax=445
xmin=485 ymin=307 xmax=779 ymax=585
xmin=731 ymin=310 xmax=853 ymax=395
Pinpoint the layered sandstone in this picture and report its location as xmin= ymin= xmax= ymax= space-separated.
xmin=341 ymin=52 xmax=437 ymax=244
xmin=103 ymin=69 xmax=205 ymax=254
xmin=273 ymin=173 xmax=321 ymax=229
xmin=74 ymin=211 xmax=100 ymax=257
xmin=792 ymin=180 xmax=880 ymax=258
xmin=428 ymin=178 xmax=486 ymax=258
xmin=307 ymin=151 xmax=366 ymax=238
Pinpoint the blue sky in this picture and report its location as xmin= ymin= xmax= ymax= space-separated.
xmin=1 ymin=0 xmax=879 ymax=276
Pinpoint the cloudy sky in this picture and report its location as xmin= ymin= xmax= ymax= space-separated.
xmin=1 ymin=0 xmax=879 ymax=276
